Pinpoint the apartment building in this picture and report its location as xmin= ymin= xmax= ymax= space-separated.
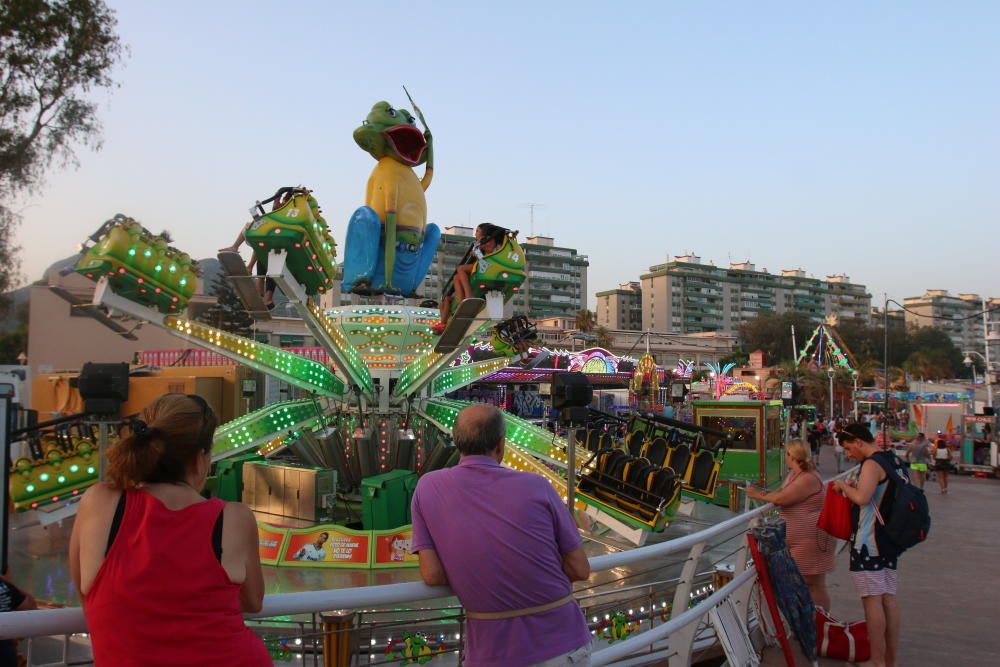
xmin=595 ymin=282 xmax=643 ymax=331
xmin=423 ymin=227 xmax=589 ymax=318
xmin=903 ymin=290 xmax=993 ymax=354
xmin=636 ymin=255 xmax=872 ymax=335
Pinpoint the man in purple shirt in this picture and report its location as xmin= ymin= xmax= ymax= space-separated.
xmin=411 ymin=404 xmax=592 ymax=666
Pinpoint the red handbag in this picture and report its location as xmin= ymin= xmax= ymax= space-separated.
xmin=816 ymin=607 xmax=870 ymax=661
xmin=816 ymin=481 xmax=852 ymax=540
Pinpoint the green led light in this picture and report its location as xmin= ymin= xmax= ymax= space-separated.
xmin=70 ymin=464 xmax=79 ymax=473
xmin=39 ymin=473 xmax=49 ymax=482
xmin=57 ymin=475 xmax=66 ymax=483
xmin=25 ymin=484 xmax=35 ymax=493
xmin=87 ymin=467 xmax=95 ymax=474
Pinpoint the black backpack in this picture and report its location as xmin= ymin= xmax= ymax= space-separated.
xmin=871 ymin=452 xmax=931 ymax=556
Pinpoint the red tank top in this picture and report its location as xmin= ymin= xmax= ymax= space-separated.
xmin=84 ymin=489 xmax=271 ymax=666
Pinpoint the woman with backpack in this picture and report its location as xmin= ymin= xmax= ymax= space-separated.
xmin=833 ymin=424 xmax=904 ymax=667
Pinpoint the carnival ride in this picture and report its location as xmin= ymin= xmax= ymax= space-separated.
xmin=10 ymin=94 xmax=726 ymax=549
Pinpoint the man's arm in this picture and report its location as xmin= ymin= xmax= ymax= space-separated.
xmin=561 ymin=547 xmax=590 ymax=582
xmin=418 ymin=548 xmax=449 ymax=586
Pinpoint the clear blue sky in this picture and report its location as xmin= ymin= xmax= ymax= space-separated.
xmin=15 ymin=1 xmax=1000 ymax=307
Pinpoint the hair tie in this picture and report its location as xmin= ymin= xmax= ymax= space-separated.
xmin=132 ymin=419 xmax=155 ymax=441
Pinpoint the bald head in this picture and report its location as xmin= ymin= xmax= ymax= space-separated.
xmin=452 ymin=404 xmax=505 ymax=456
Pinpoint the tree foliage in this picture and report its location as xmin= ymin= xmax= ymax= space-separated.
xmin=574 ymin=308 xmax=595 ymax=333
xmin=198 ymin=273 xmax=253 ymax=338
xmin=738 ymin=312 xmax=968 ymax=381
xmin=0 ymin=0 xmax=125 ymax=292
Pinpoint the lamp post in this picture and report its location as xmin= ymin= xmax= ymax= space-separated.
xmin=964 ymin=350 xmax=993 ymax=411
xmin=851 ymin=370 xmax=860 ymax=421
xmin=827 ymin=368 xmax=836 ymax=420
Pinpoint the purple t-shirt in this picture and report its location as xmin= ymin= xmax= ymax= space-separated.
xmin=411 ymin=455 xmax=591 ymax=666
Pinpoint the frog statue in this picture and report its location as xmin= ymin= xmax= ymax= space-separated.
xmin=341 ymin=90 xmax=441 ymax=296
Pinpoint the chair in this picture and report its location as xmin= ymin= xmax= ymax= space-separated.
xmin=640 ymin=436 xmax=668 ymax=468
xmin=666 ymin=444 xmax=692 ymax=480
xmin=686 ymin=449 xmax=721 ymax=497
xmin=626 ymin=432 xmax=646 ymax=458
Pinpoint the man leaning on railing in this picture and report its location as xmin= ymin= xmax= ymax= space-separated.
xmin=410 ymin=404 xmax=593 ymax=666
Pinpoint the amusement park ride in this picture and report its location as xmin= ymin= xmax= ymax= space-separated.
xmin=8 ymin=93 xmax=735 ymax=562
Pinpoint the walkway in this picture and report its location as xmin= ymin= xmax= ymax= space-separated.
xmin=762 ymin=473 xmax=1000 ymax=666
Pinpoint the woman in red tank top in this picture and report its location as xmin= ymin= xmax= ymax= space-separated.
xmin=69 ymin=394 xmax=271 ymax=666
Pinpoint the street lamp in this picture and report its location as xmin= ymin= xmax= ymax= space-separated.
xmin=851 ymin=370 xmax=860 ymax=420
xmin=964 ymin=350 xmax=993 ymax=410
xmin=827 ymin=368 xmax=836 ymax=420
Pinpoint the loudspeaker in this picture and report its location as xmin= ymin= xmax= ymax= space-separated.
xmin=552 ymin=372 xmax=593 ymax=409
xmin=983 ymin=406 xmax=995 ymax=416
xmin=75 ymin=362 xmax=130 ymax=415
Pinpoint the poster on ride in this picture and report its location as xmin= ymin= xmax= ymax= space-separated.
xmin=257 ymin=522 xmax=288 ymax=566
xmin=370 ymin=526 xmax=419 ymax=569
xmin=279 ymin=525 xmax=371 ymax=568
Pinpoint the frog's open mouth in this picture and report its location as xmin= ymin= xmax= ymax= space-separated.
xmin=383 ymin=125 xmax=427 ymax=166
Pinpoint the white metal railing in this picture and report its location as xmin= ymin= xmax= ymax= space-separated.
xmin=0 ymin=467 xmax=856 ymax=665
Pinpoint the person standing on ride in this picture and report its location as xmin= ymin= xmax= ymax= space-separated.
xmin=746 ymin=440 xmax=834 ymax=610
xmin=833 ymin=424 xmax=903 ymax=667
xmin=410 ymin=404 xmax=592 ymax=666
xmin=933 ymin=431 xmax=952 ymax=494
xmin=70 ymin=394 xmax=270 ymax=667
xmin=907 ymin=433 xmax=931 ymax=489
xmin=435 ymin=224 xmax=503 ymax=334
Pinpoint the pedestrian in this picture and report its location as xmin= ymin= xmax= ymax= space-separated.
xmin=70 ymin=394 xmax=270 ymax=666
xmin=808 ymin=420 xmax=824 ymax=467
xmin=411 ymin=404 xmax=592 ymax=666
xmin=746 ymin=440 xmax=834 ymax=610
xmin=833 ymin=424 xmax=904 ymax=667
xmin=933 ymin=431 xmax=951 ymax=494
xmin=907 ymin=433 xmax=931 ymax=490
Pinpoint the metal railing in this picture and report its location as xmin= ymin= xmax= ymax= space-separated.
xmin=0 ymin=468 xmax=855 ymax=665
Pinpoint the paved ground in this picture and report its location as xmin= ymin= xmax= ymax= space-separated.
xmin=761 ymin=473 xmax=1000 ymax=666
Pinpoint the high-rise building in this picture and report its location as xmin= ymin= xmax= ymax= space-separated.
xmin=633 ymin=255 xmax=872 ymax=335
xmin=902 ymin=290 xmax=991 ymax=353
xmin=423 ymin=227 xmax=589 ymax=318
xmin=595 ymin=282 xmax=643 ymax=331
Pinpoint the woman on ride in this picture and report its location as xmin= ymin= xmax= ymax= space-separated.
xmin=746 ymin=439 xmax=835 ymax=610
xmin=435 ymin=223 xmax=506 ymax=333
xmin=70 ymin=394 xmax=270 ymax=666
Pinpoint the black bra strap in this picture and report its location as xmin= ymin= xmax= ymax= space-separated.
xmin=211 ymin=508 xmax=224 ymax=563
xmin=106 ymin=492 xmax=127 ymax=556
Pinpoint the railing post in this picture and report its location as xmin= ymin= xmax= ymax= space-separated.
xmin=321 ymin=610 xmax=357 ymax=667
xmin=667 ymin=542 xmax=705 ymax=666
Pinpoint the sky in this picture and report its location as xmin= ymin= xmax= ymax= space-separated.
xmin=13 ymin=1 xmax=1000 ymax=308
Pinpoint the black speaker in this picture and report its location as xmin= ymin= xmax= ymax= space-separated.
xmin=983 ymin=406 xmax=995 ymax=416
xmin=75 ymin=362 xmax=130 ymax=415
xmin=552 ymin=372 xmax=593 ymax=409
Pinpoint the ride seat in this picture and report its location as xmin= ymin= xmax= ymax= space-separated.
xmin=665 ymin=444 xmax=692 ymax=480
xmin=686 ymin=449 xmax=721 ymax=497
xmin=595 ymin=453 xmax=634 ymax=503
xmin=597 ymin=432 xmax=615 ymax=451
xmin=626 ymin=433 xmax=646 ymax=458
xmin=643 ymin=467 xmax=681 ymax=518
xmin=616 ymin=460 xmax=657 ymax=513
xmin=640 ymin=437 xmax=668 ymax=468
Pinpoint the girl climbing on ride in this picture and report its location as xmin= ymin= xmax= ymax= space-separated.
xmin=434 ymin=223 xmax=507 ymax=334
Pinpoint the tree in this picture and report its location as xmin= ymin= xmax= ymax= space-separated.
xmin=595 ymin=325 xmax=613 ymax=350
xmin=574 ymin=308 xmax=595 ymax=333
xmin=198 ymin=273 xmax=253 ymax=337
xmin=737 ymin=312 xmax=817 ymax=365
xmin=0 ymin=301 xmax=28 ymax=364
xmin=0 ymin=0 xmax=125 ymax=293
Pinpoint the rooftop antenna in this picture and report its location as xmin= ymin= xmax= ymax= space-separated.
xmin=520 ymin=203 xmax=544 ymax=236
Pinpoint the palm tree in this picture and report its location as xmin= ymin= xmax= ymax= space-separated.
xmin=575 ymin=308 xmax=596 ymax=333
xmin=595 ymin=326 xmax=613 ymax=350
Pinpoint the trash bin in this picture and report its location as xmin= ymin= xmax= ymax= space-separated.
xmin=361 ymin=469 xmax=417 ymax=530
xmin=402 ymin=473 xmax=420 ymax=524
xmin=214 ymin=452 xmax=265 ymax=502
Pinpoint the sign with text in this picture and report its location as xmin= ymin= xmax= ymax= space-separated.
xmin=278 ymin=525 xmax=371 ymax=568
xmin=257 ymin=522 xmax=288 ymax=566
